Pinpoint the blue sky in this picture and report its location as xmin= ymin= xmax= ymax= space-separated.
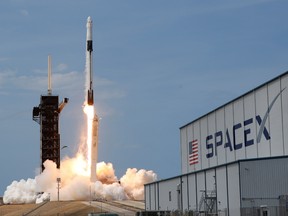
xmin=0 ymin=0 xmax=288 ymax=195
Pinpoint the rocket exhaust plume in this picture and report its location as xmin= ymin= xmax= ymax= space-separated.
xmin=2 ymin=16 xmax=157 ymax=204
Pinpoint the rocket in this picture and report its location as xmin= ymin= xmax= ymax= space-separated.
xmin=86 ymin=16 xmax=98 ymax=183
xmin=86 ymin=16 xmax=94 ymax=105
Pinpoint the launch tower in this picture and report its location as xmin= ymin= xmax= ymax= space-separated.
xmin=33 ymin=56 xmax=68 ymax=172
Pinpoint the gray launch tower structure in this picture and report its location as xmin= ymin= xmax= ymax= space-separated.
xmin=33 ymin=56 xmax=68 ymax=172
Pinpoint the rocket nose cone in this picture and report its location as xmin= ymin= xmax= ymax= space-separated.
xmin=87 ymin=16 xmax=92 ymax=22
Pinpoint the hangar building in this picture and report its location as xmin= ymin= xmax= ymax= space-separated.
xmin=145 ymin=71 xmax=288 ymax=216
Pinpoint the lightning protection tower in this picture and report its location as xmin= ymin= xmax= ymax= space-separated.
xmin=33 ymin=56 xmax=68 ymax=172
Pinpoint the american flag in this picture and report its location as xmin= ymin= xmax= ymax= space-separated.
xmin=189 ymin=140 xmax=199 ymax=165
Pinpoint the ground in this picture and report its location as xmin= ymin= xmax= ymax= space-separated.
xmin=0 ymin=200 xmax=144 ymax=216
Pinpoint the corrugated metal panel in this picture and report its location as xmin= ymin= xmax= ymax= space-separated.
xmin=149 ymin=184 xmax=157 ymax=210
xmin=281 ymin=76 xmax=288 ymax=155
xmin=216 ymin=166 xmax=228 ymax=212
xmin=187 ymin=174 xmax=197 ymax=211
xmin=181 ymin=175 xmax=189 ymax=211
xmin=144 ymin=185 xmax=149 ymax=210
xmin=145 ymin=156 xmax=288 ymax=213
xmin=196 ymin=172 xmax=205 ymax=211
xmin=255 ymin=85 xmax=270 ymax=157
xmin=181 ymin=127 xmax=188 ymax=174
xmin=208 ymin=112 xmax=217 ymax=167
xmin=243 ymin=91 xmax=257 ymax=159
xmin=227 ymin=163 xmax=241 ymax=216
xmin=240 ymin=157 xmax=288 ymax=208
xmin=206 ymin=169 xmax=216 ymax=192
xmin=268 ymin=78 xmax=283 ymax=156
xmin=225 ymin=103 xmax=235 ymax=163
xmin=216 ymin=108 xmax=226 ymax=165
xmin=158 ymin=177 xmax=180 ymax=211
xmin=234 ymin=97 xmax=245 ymax=160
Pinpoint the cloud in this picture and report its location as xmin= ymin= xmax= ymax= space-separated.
xmin=0 ymin=70 xmax=15 ymax=87
xmin=0 ymin=64 xmax=125 ymax=100
xmin=56 ymin=63 xmax=68 ymax=72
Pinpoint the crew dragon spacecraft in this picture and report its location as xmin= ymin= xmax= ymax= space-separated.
xmin=87 ymin=16 xmax=94 ymax=105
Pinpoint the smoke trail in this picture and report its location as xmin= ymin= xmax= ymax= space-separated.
xmin=3 ymin=157 xmax=157 ymax=204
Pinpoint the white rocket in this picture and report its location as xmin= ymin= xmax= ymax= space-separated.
xmin=86 ymin=16 xmax=94 ymax=105
xmin=86 ymin=16 xmax=98 ymax=182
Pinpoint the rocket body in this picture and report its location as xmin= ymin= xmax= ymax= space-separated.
xmin=86 ymin=16 xmax=94 ymax=105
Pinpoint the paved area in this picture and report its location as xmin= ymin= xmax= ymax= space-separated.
xmin=113 ymin=200 xmax=144 ymax=210
xmin=1 ymin=201 xmax=98 ymax=216
xmin=83 ymin=200 xmax=144 ymax=216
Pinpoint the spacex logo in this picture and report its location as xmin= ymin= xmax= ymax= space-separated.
xmin=188 ymin=88 xmax=286 ymax=164
xmin=205 ymin=88 xmax=285 ymax=159
xmin=256 ymin=88 xmax=285 ymax=143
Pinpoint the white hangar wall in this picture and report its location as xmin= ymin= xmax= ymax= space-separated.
xmin=145 ymin=161 xmax=241 ymax=215
xmin=181 ymin=72 xmax=288 ymax=174
xmin=145 ymin=157 xmax=288 ymax=215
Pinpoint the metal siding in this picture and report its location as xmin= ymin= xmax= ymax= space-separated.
xmin=196 ymin=172 xmax=205 ymax=211
xmin=281 ymin=76 xmax=288 ymax=155
xmin=158 ymin=178 xmax=180 ymax=211
xmin=225 ymin=103 xmax=236 ymax=163
xmin=255 ymin=85 xmax=270 ymax=157
xmin=149 ymin=184 xmax=156 ymax=210
xmin=240 ymin=158 xmax=288 ymax=208
xmin=200 ymin=118 xmax=209 ymax=169
xmin=233 ymin=98 xmax=246 ymax=160
xmin=145 ymin=185 xmax=149 ymax=210
xmin=268 ymin=79 xmax=284 ymax=156
xmin=188 ymin=173 xmax=197 ymax=211
xmin=216 ymin=108 xmax=226 ymax=165
xmin=181 ymin=127 xmax=188 ymax=174
xmin=206 ymin=169 xmax=216 ymax=193
xmin=243 ymin=92 xmax=257 ymax=159
xmin=181 ymin=175 xmax=189 ymax=211
xmin=227 ymin=163 xmax=241 ymax=216
xmin=156 ymin=183 xmax=159 ymax=210
xmin=208 ymin=112 xmax=217 ymax=167
xmin=216 ymin=166 xmax=228 ymax=212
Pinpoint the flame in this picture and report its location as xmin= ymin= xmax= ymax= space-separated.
xmin=83 ymin=104 xmax=95 ymax=177
xmin=71 ymin=154 xmax=89 ymax=177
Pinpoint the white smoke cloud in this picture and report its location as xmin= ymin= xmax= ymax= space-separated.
xmin=121 ymin=168 xmax=157 ymax=200
xmin=3 ymin=157 xmax=157 ymax=204
xmin=4 ymin=179 xmax=37 ymax=204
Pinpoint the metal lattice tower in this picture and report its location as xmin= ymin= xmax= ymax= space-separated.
xmin=32 ymin=56 xmax=68 ymax=172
